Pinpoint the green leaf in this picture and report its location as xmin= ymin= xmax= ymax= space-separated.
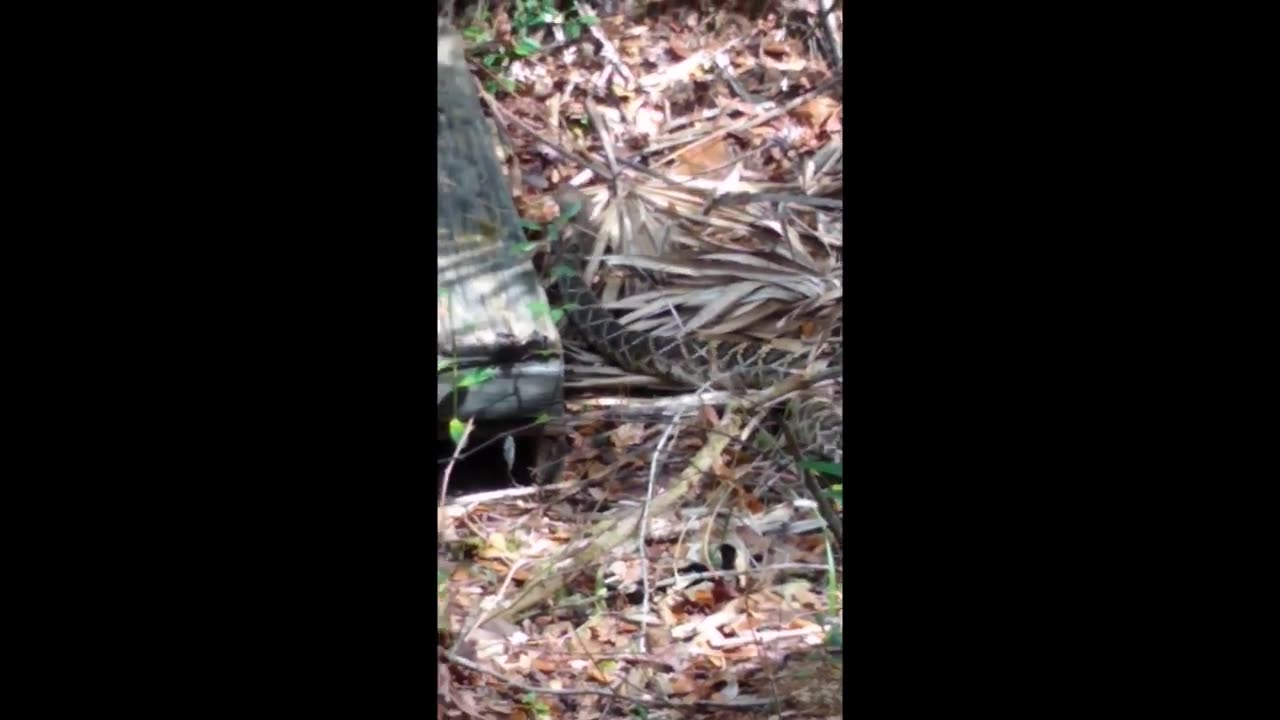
xmin=535 ymin=413 xmax=551 ymax=424
xmin=557 ymin=199 xmax=583 ymax=221
xmin=800 ymin=460 xmax=842 ymax=478
xmin=438 ymin=357 xmax=458 ymax=372
xmin=448 ymin=417 xmax=465 ymax=444
xmin=527 ymin=301 xmax=552 ymax=319
xmin=826 ymin=626 xmax=843 ymax=650
xmin=462 ymin=26 xmax=491 ymax=43
xmin=827 ymin=483 xmax=843 ymax=504
xmin=457 ymin=367 xmax=497 ymax=388
xmin=754 ymin=431 xmax=782 ymax=451
xmin=529 ymin=302 xmax=567 ymax=324
xmin=551 ymin=264 xmax=577 ymax=280
xmin=513 ymin=36 xmax=541 ymax=57
xmin=483 ymin=53 xmax=504 ymax=67
xmin=566 ymin=21 xmax=582 ymax=40
xmin=579 ymin=14 xmax=599 ymax=26
xmin=521 ymin=692 xmax=552 ymax=718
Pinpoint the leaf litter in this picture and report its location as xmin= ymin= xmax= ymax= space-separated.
xmin=439 ymin=2 xmax=843 ymax=717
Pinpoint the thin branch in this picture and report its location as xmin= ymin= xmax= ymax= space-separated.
xmin=639 ymin=409 xmax=684 ymax=654
xmin=439 ymin=417 xmax=475 ymax=505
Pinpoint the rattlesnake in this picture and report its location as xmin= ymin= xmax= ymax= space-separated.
xmin=550 ymin=191 xmax=842 ymax=462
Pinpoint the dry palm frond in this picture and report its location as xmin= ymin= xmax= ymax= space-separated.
xmin=565 ymin=144 xmax=842 ymax=348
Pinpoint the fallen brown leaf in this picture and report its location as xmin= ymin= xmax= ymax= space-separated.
xmin=610 ymin=422 xmax=647 ymax=448
xmin=669 ymin=35 xmax=694 ymax=59
xmin=795 ymin=96 xmax=841 ymax=130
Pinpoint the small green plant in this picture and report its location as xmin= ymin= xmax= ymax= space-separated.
xmin=527 ymin=300 xmax=567 ymax=325
xmin=456 ymin=366 xmax=498 ymax=389
xmin=563 ymin=8 xmax=598 ymax=39
xmin=440 ymin=303 xmax=499 ymax=446
xmin=827 ymin=625 xmax=843 ymax=653
xmin=461 ymin=25 xmax=491 ymax=43
xmin=511 ymin=0 xmax=560 ymax=35
xmin=521 ymin=692 xmax=553 ymax=719
xmin=437 ymin=568 xmax=451 ymax=630
xmin=464 ymin=1 xmax=599 ymax=95
xmin=448 ymin=417 xmax=467 ymax=444
xmin=822 ymin=539 xmax=843 ymax=654
xmin=801 ymin=460 xmax=842 ymax=479
xmin=521 ymin=202 xmax=582 ymax=323
xmin=550 ymin=196 xmax=583 ymax=231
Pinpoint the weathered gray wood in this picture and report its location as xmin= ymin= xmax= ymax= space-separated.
xmin=436 ymin=358 xmax=564 ymax=426
xmin=437 ymin=23 xmax=562 ymax=424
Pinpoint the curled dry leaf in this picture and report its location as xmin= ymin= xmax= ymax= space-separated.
xmin=795 ymin=96 xmax=841 ymax=131
xmin=669 ymin=35 xmax=694 ymax=59
xmin=711 ymin=452 xmax=733 ymax=479
xmin=609 ymin=422 xmax=647 ymax=448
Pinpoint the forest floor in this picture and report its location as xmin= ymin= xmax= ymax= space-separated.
xmin=438 ymin=3 xmax=844 ymax=718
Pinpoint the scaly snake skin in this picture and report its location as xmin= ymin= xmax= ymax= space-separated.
xmin=551 ymin=194 xmax=842 ymax=461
